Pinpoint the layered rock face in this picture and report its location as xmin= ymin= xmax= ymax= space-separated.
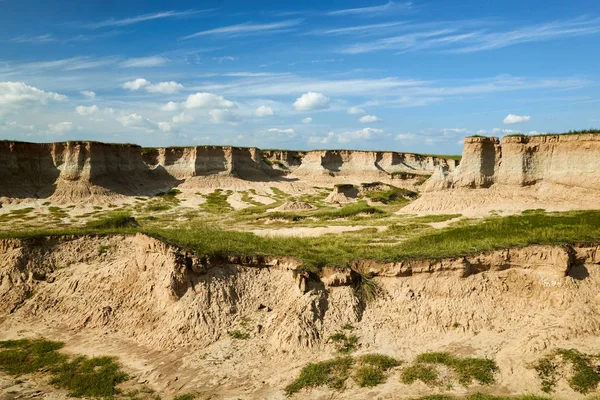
xmin=0 ymin=141 xmax=459 ymax=201
xmin=293 ymin=149 xmax=457 ymax=177
xmin=426 ymin=134 xmax=600 ymax=190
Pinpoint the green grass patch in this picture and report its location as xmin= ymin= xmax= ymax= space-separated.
xmin=415 ymin=352 xmax=498 ymax=386
xmin=86 ymin=212 xmax=139 ymax=230
xmin=533 ymin=348 xmax=600 ymax=394
xmin=285 ymin=357 xmax=353 ymax=395
xmin=0 ymin=339 xmax=128 ymax=398
xmin=173 ymin=395 xmax=196 ymax=400
xmin=50 ymin=355 xmax=128 ymax=397
xmin=329 ymin=333 xmax=359 ymax=354
xmin=408 ymin=214 xmax=462 ymax=223
xmin=362 ymin=187 xmax=418 ymax=205
xmin=401 ymin=363 xmax=440 ymax=386
xmin=228 ymin=330 xmax=250 ymax=340
xmin=200 ymin=189 xmax=233 ymax=214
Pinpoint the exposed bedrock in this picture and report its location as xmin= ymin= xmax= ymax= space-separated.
xmin=426 ymin=134 xmax=600 ymax=191
xmin=2 ymin=234 xmax=600 ymax=357
xmin=0 ymin=141 xmax=458 ymax=201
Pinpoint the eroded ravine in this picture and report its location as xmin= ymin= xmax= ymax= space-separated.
xmin=1 ymin=234 xmax=600 ymax=399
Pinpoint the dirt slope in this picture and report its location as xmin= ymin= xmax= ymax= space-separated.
xmin=2 ymin=234 xmax=600 ymax=398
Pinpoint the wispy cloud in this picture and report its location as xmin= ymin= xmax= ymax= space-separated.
xmin=341 ymin=17 xmax=600 ymax=54
xmin=453 ymin=17 xmax=600 ymax=53
xmin=182 ymin=19 xmax=302 ymax=39
xmin=11 ymin=34 xmax=55 ymax=43
xmin=327 ymin=1 xmax=412 ymax=16
xmin=89 ymin=10 xmax=202 ymax=29
xmin=119 ymin=56 xmax=169 ymax=68
xmin=311 ymin=22 xmax=406 ymax=36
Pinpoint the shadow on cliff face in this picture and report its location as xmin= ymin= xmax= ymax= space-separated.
xmin=321 ymin=152 xmax=344 ymax=173
xmin=0 ymin=143 xmax=60 ymax=199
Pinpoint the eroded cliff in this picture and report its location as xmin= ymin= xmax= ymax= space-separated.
xmin=426 ymin=134 xmax=600 ymax=191
xmin=0 ymin=141 xmax=458 ymax=202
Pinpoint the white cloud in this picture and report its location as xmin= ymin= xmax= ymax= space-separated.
xmin=302 ymin=117 xmax=313 ymax=124
xmin=117 ymin=113 xmax=155 ymax=129
xmin=75 ymin=105 xmax=99 ymax=115
xmin=146 ymin=81 xmax=184 ymax=93
xmin=309 ymin=128 xmax=383 ymax=144
xmin=157 ymin=122 xmax=172 ymax=132
xmin=47 ymin=121 xmax=73 ymax=135
xmin=359 ymin=114 xmax=380 ymax=123
xmin=255 ymin=105 xmax=275 ymax=117
xmin=269 ymin=128 xmax=295 ymax=135
xmin=395 ymin=132 xmax=417 ymax=140
xmin=0 ymin=82 xmax=66 ymax=106
xmin=293 ymin=91 xmax=330 ymax=111
xmin=172 ymin=112 xmax=193 ymax=124
xmin=123 ymin=79 xmax=183 ymax=93
xmin=213 ymin=56 xmax=238 ymax=63
xmin=209 ymin=109 xmax=239 ymax=125
xmin=347 ymin=106 xmax=365 ymax=115
xmin=120 ymin=56 xmax=169 ymax=68
xmin=185 ymin=92 xmax=235 ymax=109
xmin=503 ymin=114 xmax=531 ymax=124
xmin=80 ymin=90 xmax=96 ymax=99
xmin=122 ymin=78 xmax=150 ymax=90
xmin=161 ymin=101 xmax=180 ymax=111
xmin=183 ymin=19 xmax=302 ymax=39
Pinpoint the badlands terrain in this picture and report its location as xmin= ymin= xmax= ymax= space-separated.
xmin=1 ymin=132 xmax=600 ymax=400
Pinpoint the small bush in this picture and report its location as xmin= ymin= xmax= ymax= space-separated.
xmin=284 ymin=357 xmax=353 ymax=395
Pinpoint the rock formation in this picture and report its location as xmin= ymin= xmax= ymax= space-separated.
xmin=0 ymin=140 xmax=458 ymax=202
xmin=425 ymin=134 xmax=600 ymax=191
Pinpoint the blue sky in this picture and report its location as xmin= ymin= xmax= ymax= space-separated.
xmin=0 ymin=0 xmax=599 ymax=153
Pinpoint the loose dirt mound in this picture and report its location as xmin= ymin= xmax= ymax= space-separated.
xmin=2 ymin=235 xmax=600 ymax=398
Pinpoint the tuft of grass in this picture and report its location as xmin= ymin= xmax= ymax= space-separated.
xmin=86 ymin=213 xmax=139 ymax=230
xmin=228 ymin=330 xmax=250 ymax=340
xmin=358 ymin=354 xmax=402 ymax=370
xmin=354 ymin=354 xmax=402 ymax=387
xmin=355 ymin=272 xmax=379 ymax=303
xmin=401 ymin=363 xmax=440 ymax=386
xmin=98 ymin=245 xmax=111 ymax=255
xmin=173 ymin=395 xmax=195 ymax=400
xmin=284 ymin=357 xmax=353 ymax=395
xmin=329 ymin=333 xmax=359 ymax=354
xmin=353 ymin=365 xmax=385 ymax=387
